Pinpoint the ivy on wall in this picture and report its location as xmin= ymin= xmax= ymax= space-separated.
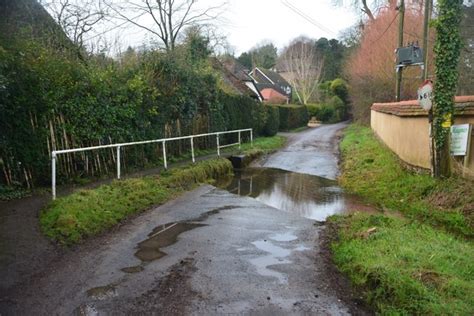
xmin=433 ymin=0 xmax=463 ymax=176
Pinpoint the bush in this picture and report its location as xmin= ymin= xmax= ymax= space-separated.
xmin=318 ymin=81 xmax=332 ymax=101
xmin=328 ymin=95 xmax=347 ymax=122
xmin=315 ymin=104 xmax=336 ymax=123
xmin=309 ymin=96 xmax=347 ymax=123
xmin=306 ymin=104 xmax=319 ymax=118
xmin=330 ymin=78 xmax=349 ymax=105
xmin=220 ymin=94 xmax=279 ymax=137
xmin=263 ymin=106 xmax=280 ymax=136
xmin=272 ymin=104 xmax=309 ymax=131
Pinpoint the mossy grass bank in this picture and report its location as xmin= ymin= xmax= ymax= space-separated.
xmin=330 ymin=124 xmax=474 ymax=314
xmin=40 ymin=158 xmax=232 ymax=245
xmin=329 ymin=214 xmax=473 ymax=314
xmin=339 ymin=125 xmax=473 ymax=237
xmin=40 ymin=135 xmax=285 ymax=245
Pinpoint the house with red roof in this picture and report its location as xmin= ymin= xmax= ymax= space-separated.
xmin=249 ymin=67 xmax=292 ymax=104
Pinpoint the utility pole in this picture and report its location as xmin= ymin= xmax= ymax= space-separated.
xmin=395 ymin=0 xmax=405 ymax=101
xmin=422 ymin=0 xmax=432 ymax=81
xmin=422 ymin=0 xmax=435 ymax=176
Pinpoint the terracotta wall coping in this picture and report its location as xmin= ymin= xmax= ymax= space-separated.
xmin=371 ymin=96 xmax=474 ymax=117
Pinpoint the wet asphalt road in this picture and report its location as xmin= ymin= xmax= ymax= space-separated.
xmin=259 ymin=122 xmax=348 ymax=179
xmin=2 ymin=122 xmax=367 ymax=315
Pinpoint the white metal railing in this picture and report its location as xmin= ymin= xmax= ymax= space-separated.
xmin=51 ymin=128 xmax=253 ymax=199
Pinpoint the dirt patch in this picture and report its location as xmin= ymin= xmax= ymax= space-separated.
xmin=319 ymin=223 xmax=374 ymax=316
xmin=0 ymin=194 xmax=61 ymax=295
xmin=426 ymin=178 xmax=474 ymax=228
xmin=123 ymin=257 xmax=199 ymax=314
xmin=412 ymin=270 xmax=446 ymax=290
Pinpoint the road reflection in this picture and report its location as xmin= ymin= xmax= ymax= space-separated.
xmin=217 ymin=168 xmax=348 ymax=221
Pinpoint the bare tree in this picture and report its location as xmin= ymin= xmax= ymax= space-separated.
xmin=279 ymin=37 xmax=324 ymax=105
xmin=105 ymin=0 xmax=226 ymax=51
xmin=41 ymin=0 xmax=107 ymax=49
xmin=333 ymin=0 xmax=391 ymax=21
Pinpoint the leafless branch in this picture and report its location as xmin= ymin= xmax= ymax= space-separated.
xmin=104 ymin=0 xmax=227 ymax=51
xmin=42 ymin=0 xmax=108 ymax=50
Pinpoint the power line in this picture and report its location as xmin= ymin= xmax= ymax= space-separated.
xmin=371 ymin=12 xmax=399 ymax=44
xmin=281 ymin=0 xmax=336 ymax=36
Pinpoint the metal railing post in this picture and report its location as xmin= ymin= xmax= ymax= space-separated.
xmin=48 ymin=128 xmax=253 ymax=198
xmin=190 ymin=137 xmax=195 ymax=163
xmin=238 ymin=131 xmax=241 ymax=149
xmin=250 ymin=129 xmax=253 ymax=147
xmin=162 ymin=141 xmax=168 ymax=169
xmin=52 ymin=152 xmax=56 ymax=200
xmin=116 ymin=146 xmax=121 ymax=179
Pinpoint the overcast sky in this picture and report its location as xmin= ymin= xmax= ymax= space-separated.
xmin=80 ymin=0 xmax=359 ymax=55
xmin=221 ymin=0 xmax=357 ymax=54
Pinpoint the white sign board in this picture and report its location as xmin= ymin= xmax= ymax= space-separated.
xmin=450 ymin=124 xmax=471 ymax=156
xmin=417 ymin=81 xmax=433 ymax=111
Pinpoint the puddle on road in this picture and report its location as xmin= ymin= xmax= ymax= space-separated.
xmin=249 ymin=237 xmax=310 ymax=284
xmin=269 ymin=232 xmax=298 ymax=242
xmin=132 ymin=206 xmax=242 ymax=264
xmin=217 ymin=168 xmax=372 ymax=221
xmin=249 ymin=240 xmax=292 ymax=283
xmin=135 ymin=222 xmax=206 ymax=262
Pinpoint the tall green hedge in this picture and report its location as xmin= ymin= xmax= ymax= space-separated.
xmin=271 ymin=104 xmax=309 ymax=131
xmin=0 ymin=38 xmax=277 ymax=188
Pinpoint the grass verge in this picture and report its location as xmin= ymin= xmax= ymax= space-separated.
xmin=330 ymin=124 xmax=474 ymax=314
xmin=339 ymin=124 xmax=473 ymax=237
xmin=40 ymin=158 xmax=233 ymax=245
xmin=221 ymin=135 xmax=287 ymax=163
xmin=39 ymin=135 xmax=286 ymax=245
xmin=329 ymin=214 xmax=474 ymax=314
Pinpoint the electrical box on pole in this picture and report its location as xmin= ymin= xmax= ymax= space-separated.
xmin=395 ymin=43 xmax=424 ymax=69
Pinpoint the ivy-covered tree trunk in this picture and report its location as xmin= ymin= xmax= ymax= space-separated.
xmin=433 ymin=0 xmax=463 ymax=178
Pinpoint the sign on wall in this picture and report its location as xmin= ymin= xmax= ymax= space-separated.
xmin=450 ymin=124 xmax=471 ymax=156
xmin=417 ymin=80 xmax=433 ymax=111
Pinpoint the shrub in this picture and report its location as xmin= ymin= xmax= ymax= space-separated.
xmin=315 ymin=104 xmax=336 ymax=123
xmin=328 ymin=95 xmax=347 ymax=122
xmin=330 ymin=78 xmax=349 ymax=105
xmin=309 ymin=97 xmax=347 ymax=123
xmin=220 ymin=94 xmax=280 ymax=137
xmin=272 ymin=104 xmax=309 ymax=131
xmin=306 ymin=104 xmax=319 ymax=118
xmin=318 ymin=81 xmax=332 ymax=101
xmin=263 ymin=106 xmax=280 ymax=136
